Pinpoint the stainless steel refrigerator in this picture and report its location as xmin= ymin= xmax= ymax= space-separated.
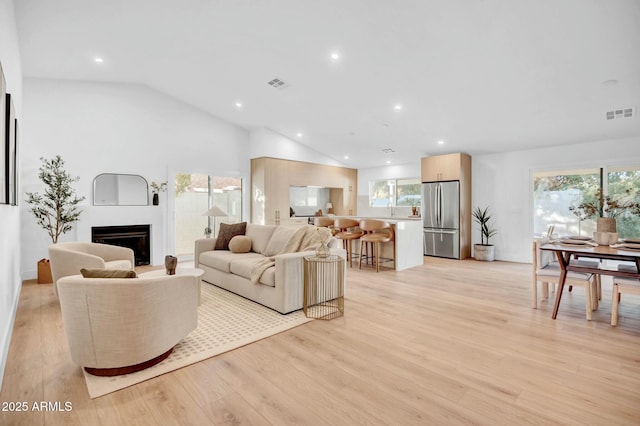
xmin=422 ymin=181 xmax=460 ymax=259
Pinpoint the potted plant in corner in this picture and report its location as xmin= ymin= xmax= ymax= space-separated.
xmin=472 ymin=206 xmax=498 ymax=261
xmin=26 ymin=155 xmax=85 ymax=283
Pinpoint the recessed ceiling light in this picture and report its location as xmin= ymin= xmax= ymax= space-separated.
xmin=330 ymin=51 xmax=341 ymax=62
xmin=344 ymin=155 xmax=349 ymax=160
xmin=386 ymin=160 xmax=391 ymax=164
xmin=438 ymin=140 xmax=445 ymax=145
xmin=394 ymin=104 xmax=403 ymax=111
xmin=94 ymin=57 xmax=104 ymax=63
xmin=234 ymin=101 xmax=243 ymax=109
xmin=296 ymin=132 xmax=303 ymax=138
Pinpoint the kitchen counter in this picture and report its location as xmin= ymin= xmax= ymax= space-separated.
xmin=332 ymin=216 xmax=423 ymax=271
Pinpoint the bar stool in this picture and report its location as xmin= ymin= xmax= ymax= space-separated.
xmin=358 ymin=219 xmax=395 ymax=272
xmin=333 ymin=218 xmax=362 ymax=267
xmin=314 ymin=217 xmax=336 ymax=235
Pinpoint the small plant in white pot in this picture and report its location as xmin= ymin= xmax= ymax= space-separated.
xmin=472 ymin=206 xmax=498 ymax=261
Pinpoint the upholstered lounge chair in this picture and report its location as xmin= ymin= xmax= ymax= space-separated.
xmin=49 ymin=242 xmax=135 ymax=294
xmin=57 ymin=273 xmax=198 ymax=376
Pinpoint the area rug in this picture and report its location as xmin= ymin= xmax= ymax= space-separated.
xmin=83 ymin=284 xmax=312 ymax=398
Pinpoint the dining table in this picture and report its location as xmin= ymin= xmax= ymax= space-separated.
xmin=540 ymin=241 xmax=640 ymax=319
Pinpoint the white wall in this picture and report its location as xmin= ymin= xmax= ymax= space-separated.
xmin=0 ymin=0 xmax=23 ymax=392
xmin=21 ymin=78 xmax=250 ymax=277
xmin=473 ymin=137 xmax=640 ymax=263
xmin=248 ymin=127 xmax=345 ymax=167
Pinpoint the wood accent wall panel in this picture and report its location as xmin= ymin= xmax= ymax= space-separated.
xmin=251 ymin=157 xmax=357 ymax=225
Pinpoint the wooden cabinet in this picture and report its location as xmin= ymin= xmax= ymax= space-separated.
xmin=421 ymin=153 xmax=472 ymax=259
xmin=251 ymin=157 xmax=358 ymax=225
xmin=251 ymin=158 xmax=289 ymax=225
xmin=421 ymin=153 xmax=470 ymax=182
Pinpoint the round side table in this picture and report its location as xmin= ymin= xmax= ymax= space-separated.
xmin=303 ymin=255 xmax=345 ymax=319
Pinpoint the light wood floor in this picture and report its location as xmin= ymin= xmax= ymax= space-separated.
xmin=2 ymin=257 xmax=640 ymax=425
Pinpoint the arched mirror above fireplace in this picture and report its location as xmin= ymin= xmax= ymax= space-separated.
xmin=93 ymin=173 xmax=149 ymax=206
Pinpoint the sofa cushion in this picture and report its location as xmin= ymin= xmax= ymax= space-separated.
xmin=229 ymin=257 xmax=276 ymax=287
xmin=246 ymin=224 xmax=277 ymax=255
xmin=264 ymin=226 xmax=299 ymax=257
xmin=200 ymin=251 xmax=263 ymax=273
xmin=229 ymin=235 xmax=252 ymax=253
xmin=215 ymin=222 xmax=247 ymax=250
xmin=80 ymin=268 xmax=137 ymax=278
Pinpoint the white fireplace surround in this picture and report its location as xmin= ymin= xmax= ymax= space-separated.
xmin=77 ymin=205 xmax=166 ymax=266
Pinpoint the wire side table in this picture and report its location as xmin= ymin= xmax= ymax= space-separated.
xmin=303 ymin=255 xmax=345 ymax=320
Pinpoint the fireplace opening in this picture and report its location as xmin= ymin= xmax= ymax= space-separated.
xmin=91 ymin=224 xmax=151 ymax=266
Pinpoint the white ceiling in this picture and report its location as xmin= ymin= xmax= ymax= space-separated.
xmin=14 ymin=0 xmax=640 ymax=168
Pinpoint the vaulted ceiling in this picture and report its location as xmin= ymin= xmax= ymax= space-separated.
xmin=14 ymin=0 xmax=640 ymax=168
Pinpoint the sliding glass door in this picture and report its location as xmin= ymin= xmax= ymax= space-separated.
xmin=607 ymin=166 xmax=640 ymax=238
xmin=174 ymin=173 xmax=242 ymax=257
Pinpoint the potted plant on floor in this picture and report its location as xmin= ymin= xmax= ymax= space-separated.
xmin=472 ymin=206 xmax=498 ymax=261
xmin=26 ymin=155 xmax=85 ymax=283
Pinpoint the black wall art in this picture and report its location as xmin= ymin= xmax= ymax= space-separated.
xmin=0 ymin=62 xmax=6 ymax=204
xmin=6 ymin=94 xmax=16 ymax=205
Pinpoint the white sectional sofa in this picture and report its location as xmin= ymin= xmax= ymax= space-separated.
xmin=195 ymin=224 xmax=345 ymax=314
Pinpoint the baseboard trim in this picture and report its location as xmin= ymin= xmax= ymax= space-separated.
xmin=0 ymin=277 xmax=22 ymax=392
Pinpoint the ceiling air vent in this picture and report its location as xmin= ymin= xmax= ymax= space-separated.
xmin=381 ymin=148 xmax=395 ymax=154
xmin=606 ymin=107 xmax=634 ymax=120
xmin=267 ymin=78 xmax=290 ymax=90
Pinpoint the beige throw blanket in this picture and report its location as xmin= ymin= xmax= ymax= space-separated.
xmin=250 ymin=225 xmax=332 ymax=284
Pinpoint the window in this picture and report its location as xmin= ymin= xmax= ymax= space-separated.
xmin=533 ymin=165 xmax=640 ymax=238
xmin=396 ymin=178 xmax=422 ymax=206
xmin=369 ymin=178 xmax=421 ymax=207
xmin=174 ymin=173 xmax=242 ymax=257
xmin=533 ymin=168 xmax=600 ymax=236
xmin=607 ymin=166 xmax=640 ymax=238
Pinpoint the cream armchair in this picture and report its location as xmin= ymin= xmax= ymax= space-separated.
xmin=57 ymin=274 xmax=198 ymax=376
xmin=49 ymin=242 xmax=135 ymax=294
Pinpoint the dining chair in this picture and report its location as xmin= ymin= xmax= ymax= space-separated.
xmin=611 ymin=275 xmax=640 ymax=326
xmin=571 ymin=258 xmax=602 ymax=309
xmin=359 ymin=219 xmax=395 ymax=272
xmin=532 ymin=238 xmax=597 ymax=320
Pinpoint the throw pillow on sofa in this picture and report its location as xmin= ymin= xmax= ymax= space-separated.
xmin=80 ymin=268 xmax=137 ymax=278
xmin=215 ymin=222 xmax=247 ymax=250
xmin=229 ymin=235 xmax=252 ymax=253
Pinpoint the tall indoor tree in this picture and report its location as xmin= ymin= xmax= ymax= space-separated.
xmin=26 ymin=155 xmax=85 ymax=243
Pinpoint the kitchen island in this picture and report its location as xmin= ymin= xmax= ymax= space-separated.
xmin=332 ymin=216 xmax=423 ymax=271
